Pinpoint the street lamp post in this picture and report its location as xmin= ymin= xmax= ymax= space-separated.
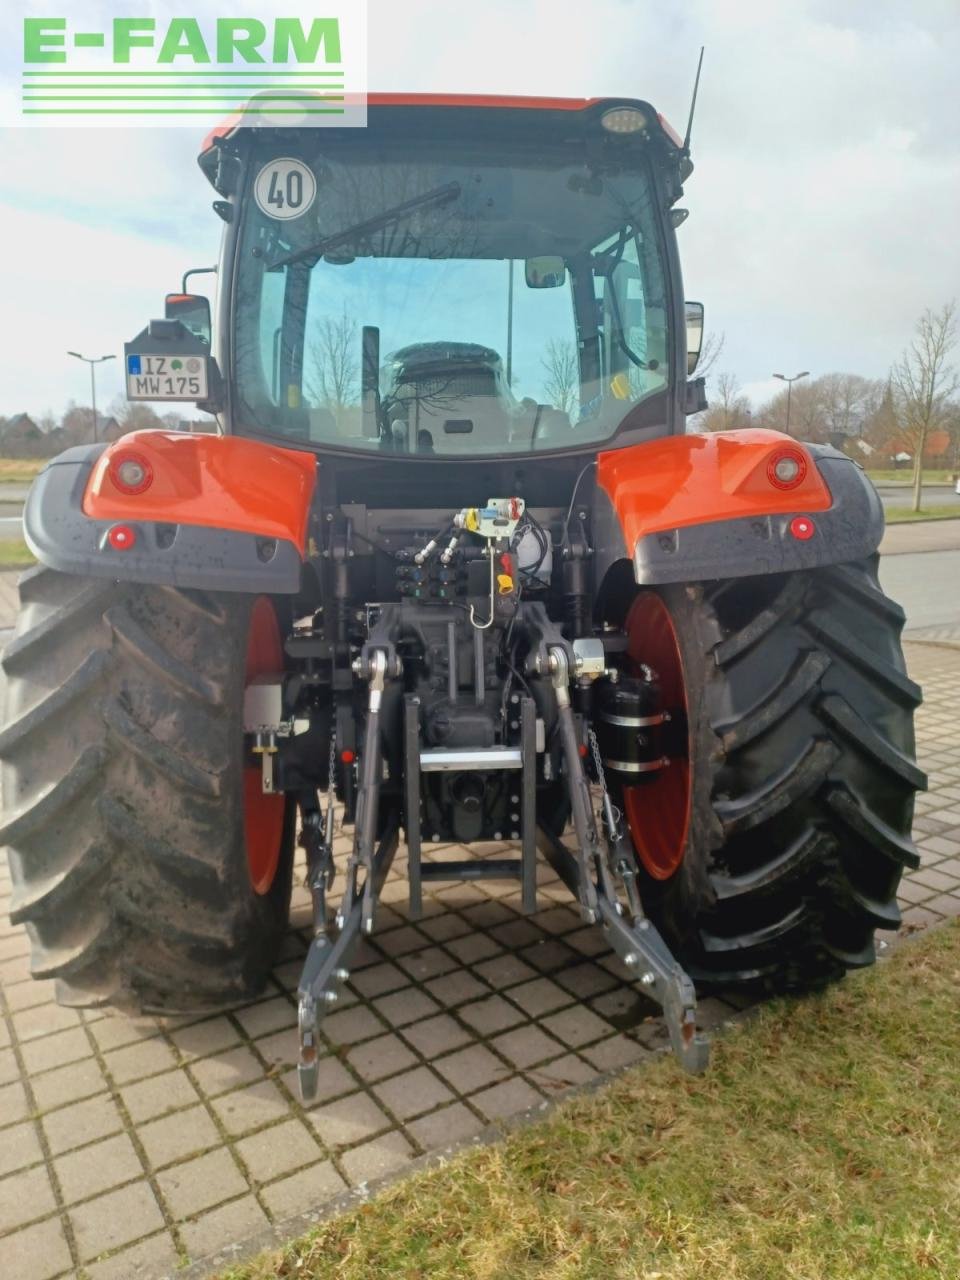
xmin=772 ymin=370 xmax=810 ymax=437
xmin=67 ymin=352 xmax=116 ymax=443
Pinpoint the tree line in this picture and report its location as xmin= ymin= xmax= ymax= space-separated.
xmin=0 ymin=399 xmax=212 ymax=458
xmin=698 ymin=301 xmax=959 ymax=512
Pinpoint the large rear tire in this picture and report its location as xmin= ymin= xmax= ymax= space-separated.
xmin=615 ymin=556 xmax=925 ymax=992
xmin=0 ymin=567 xmax=295 ymax=1014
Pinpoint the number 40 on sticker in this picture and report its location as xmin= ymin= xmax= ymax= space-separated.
xmin=254 ymin=158 xmax=317 ymax=221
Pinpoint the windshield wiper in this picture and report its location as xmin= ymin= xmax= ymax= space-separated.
xmin=268 ymin=181 xmax=462 ymax=271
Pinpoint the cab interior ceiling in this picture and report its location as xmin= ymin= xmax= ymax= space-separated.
xmin=255 ymin=155 xmax=662 ymax=269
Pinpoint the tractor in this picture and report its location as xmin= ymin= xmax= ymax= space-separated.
xmin=1 ymin=95 xmax=924 ymax=1096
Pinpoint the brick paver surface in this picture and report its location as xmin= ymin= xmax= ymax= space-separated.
xmin=0 ymin=638 xmax=958 ymax=1279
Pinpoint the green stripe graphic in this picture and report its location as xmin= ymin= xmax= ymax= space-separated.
xmin=22 ymin=107 xmax=347 ymax=114
xmin=23 ymin=94 xmax=345 ymax=101
xmin=23 ymin=70 xmax=345 ymax=76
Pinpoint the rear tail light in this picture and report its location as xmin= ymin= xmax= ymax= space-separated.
xmin=108 ymin=451 xmax=153 ymax=495
xmin=767 ymin=448 xmax=808 ymax=490
xmin=106 ymin=524 xmax=137 ymax=551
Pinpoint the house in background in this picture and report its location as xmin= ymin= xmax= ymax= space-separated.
xmin=98 ymin=416 xmax=124 ymax=443
xmin=0 ymin=413 xmax=44 ymax=457
xmin=44 ymin=426 xmax=67 ymax=453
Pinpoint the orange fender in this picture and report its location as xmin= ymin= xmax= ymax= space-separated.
xmin=595 ymin=430 xmax=883 ymax=585
xmin=597 ymin=429 xmax=832 ymax=548
xmin=83 ymin=431 xmax=317 ymax=553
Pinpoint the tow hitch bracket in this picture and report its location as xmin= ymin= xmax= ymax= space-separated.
xmin=537 ymin=824 xmax=709 ymax=1074
xmin=294 ymin=627 xmax=707 ymax=1102
xmin=296 ymin=814 xmax=400 ymax=1099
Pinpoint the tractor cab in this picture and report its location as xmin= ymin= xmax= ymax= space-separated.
xmin=191 ymin=96 xmax=702 ymax=458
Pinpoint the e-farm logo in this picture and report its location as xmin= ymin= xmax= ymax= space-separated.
xmin=7 ymin=5 xmax=367 ymax=128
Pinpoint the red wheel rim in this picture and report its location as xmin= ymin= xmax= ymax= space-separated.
xmin=622 ymin=593 xmax=691 ymax=881
xmin=244 ymin=597 xmax=286 ymax=895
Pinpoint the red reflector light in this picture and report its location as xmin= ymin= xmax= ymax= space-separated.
xmin=107 ymin=524 xmax=136 ymax=551
xmin=767 ymin=449 xmax=808 ymax=490
xmin=340 ymin=749 xmax=355 ymax=764
xmin=789 ymin=516 xmax=816 ymax=541
xmin=108 ymin=451 xmax=153 ymax=495
xmin=578 ymin=743 xmax=588 ymax=758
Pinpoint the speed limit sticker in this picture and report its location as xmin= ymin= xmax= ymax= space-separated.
xmin=254 ymin=158 xmax=317 ymax=221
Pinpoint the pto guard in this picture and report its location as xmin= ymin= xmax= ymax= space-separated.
xmin=23 ymin=431 xmax=317 ymax=594
xmin=595 ymin=429 xmax=885 ymax=585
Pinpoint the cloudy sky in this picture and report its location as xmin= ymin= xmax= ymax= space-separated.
xmin=0 ymin=0 xmax=957 ymax=419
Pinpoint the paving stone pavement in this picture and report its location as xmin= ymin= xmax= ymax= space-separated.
xmin=0 ymin=638 xmax=958 ymax=1280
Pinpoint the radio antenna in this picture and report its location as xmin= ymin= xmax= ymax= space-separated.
xmin=682 ymin=46 xmax=705 ymax=155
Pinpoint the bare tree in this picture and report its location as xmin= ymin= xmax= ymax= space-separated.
xmin=695 ymin=330 xmax=725 ymax=385
xmin=305 ymin=311 xmax=360 ymax=413
xmin=943 ymin=399 xmax=960 ymax=476
xmin=540 ymin=339 xmax=579 ymax=416
xmin=118 ymin=403 xmax=165 ymax=434
xmin=61 ymin=403 xmax=97 ymax=445
xmin=700 ymin=370 xmax=752 ymax=433
xmin=891 ymin=301 xmax=958 ymax=511
xmin=754 ymin=379 xmax=827 ymax=441
xmin=860 ymin=379 xmax=900 ymax=458
xmin=817 ymin=373 xmax=881 ymax=445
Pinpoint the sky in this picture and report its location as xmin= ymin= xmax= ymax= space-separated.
xmin=0 ymin=0 xmax=958 ymax=419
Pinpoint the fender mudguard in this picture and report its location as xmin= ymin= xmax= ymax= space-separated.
xmin=593 ymin=428 xmax=884 ymax=587
xmin=23 ymin=431 xmax=316 ymax=593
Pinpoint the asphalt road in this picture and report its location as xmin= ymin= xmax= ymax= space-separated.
xmin=876 ymin=483 xmax=960 ymax=510
xmin=880 ymin=548 xmax=960 ymax=632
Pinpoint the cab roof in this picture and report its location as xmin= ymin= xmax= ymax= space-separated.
xmin=198 ymin=92 xmax=684 ymax=163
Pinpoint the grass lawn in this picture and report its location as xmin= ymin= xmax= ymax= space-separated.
xmin=0 ymin=539 xmax=35 ymax=569
xmin=885 ymin=506 xmax=960 ymax=524
xmin=866 ymin=469 xmax=953 ymax=485
xmin=222 ymin=921 xmax=960 ymax=1280
xmin=0 ymin=457 xmax=45 ymax=484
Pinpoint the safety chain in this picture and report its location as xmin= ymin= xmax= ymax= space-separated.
xmin=588 ymin=726 xmax=622 ymax=838
xmin=327 ymin=726 xmax=337 ymax=814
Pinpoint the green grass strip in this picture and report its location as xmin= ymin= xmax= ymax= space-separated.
xmin=221 ymin=921 xmax=960 ymax=1280
xmin=885 ymin=506 xmax=960 ymax=524
xmin=0 ymin=539 xmax=36 ymax=568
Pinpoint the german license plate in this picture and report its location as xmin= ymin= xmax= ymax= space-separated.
xmin=126 ymin=353 xmax=208 ymax=401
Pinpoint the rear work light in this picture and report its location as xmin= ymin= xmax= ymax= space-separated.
xmin=766 ymin=448 xmax=808 ymax=490
xmin=108 ymin=451 xmax=153 ymax=495
xmin=600 ymin=107 xmax=648 ymax=134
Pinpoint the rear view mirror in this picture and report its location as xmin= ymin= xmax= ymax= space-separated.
xmin=164 ymin=293 xmax=211 ymax=346
xmin=685 ymin=300 xmax=704 ymax=375
xmin=525 ymin=257 xmax=566 ymax=289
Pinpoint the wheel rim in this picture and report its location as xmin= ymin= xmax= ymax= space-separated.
xmin=622 ymin=593 xmax=691 ymax=881
xmin=244 ymin=597 xmax=286 ymax=895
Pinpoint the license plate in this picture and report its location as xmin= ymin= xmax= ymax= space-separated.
xmin=126 ymin=353 xmax=208 ymax=401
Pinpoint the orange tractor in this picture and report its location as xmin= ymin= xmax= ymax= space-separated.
xmin=2 ymin=96 xmax=924 ymax=1096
